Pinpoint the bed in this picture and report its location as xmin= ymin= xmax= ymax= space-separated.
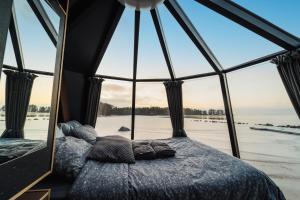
xmin=65 ymin=137 xmax=285 ymax=200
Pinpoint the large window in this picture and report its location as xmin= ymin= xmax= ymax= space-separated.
xmin=96 ymin=9 xmax=134 ymax=78
xmin=227 ymin=62 xmax=300 ymax=200
xmin=137 ymin=11 xmax=171 ymax=79
xmin=177 ymin=0 xmax=283 ymax=68
xmin=158 ymin=5 xmax=214 ymax=77
xmin=135 ymin=82 xmax=172 ymax=140
xmin=233 ymin=0 xmax=300 ymax=37
xmin=182 ymin=76 xmax=232 ymax=155
xmin=96 ymin=80 xmax=132 ymax=139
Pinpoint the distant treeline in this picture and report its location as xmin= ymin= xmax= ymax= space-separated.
xmin=0 ymin=105 xmax=51 ymax=113
xmin=98 ymin=102 xmax=224 ymax=116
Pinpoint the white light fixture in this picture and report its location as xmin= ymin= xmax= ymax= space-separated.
xmin=118 ymin=0 xmax=165 ymax=10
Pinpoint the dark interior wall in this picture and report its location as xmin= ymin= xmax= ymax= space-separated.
xmin=59 ymin=69 xmax=88 ymax=123
xmin=59 ymin=0 xmax=124 ymax=123
xmin=63 ymin=0 xmax=124 ymax=74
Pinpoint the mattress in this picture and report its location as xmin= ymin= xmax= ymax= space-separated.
xmin=68 ymin=137 xmax=285 ymax=200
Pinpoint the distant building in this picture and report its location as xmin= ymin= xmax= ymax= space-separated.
xmin=208 ymin=109 xmax=216 ymax=115
xmin=207 ymin=109 xmax=224 ymax=115
xmin=216 ymin=109 xmax=224 ymax=115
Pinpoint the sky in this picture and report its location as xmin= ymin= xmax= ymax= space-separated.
xmin=1 ymin=0 xmax=300 ymax=115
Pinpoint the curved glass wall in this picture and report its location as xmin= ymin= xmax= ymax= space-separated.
xmin=135 ymin=82 xmax=172 ymax=140
xmin=177 ymin=0 xmax=283 ymax=68
xmin=233 ymin=0 xmax=300 ymax=37
xmin=96 ymin=9 xmax=135 ymax=79
xmin=96 ymin=80 xmax=132 ymax=139
xmin=137 ymin=11 xmax=171 ymax=79
xmin=183 ymin=76 xmax=232 ymax=155
xmin=227 ymin=62 xmax=300 ymax=200
xmin=1 ymin=0 xmax=299 ymax=198
xmin=158 ymin=5 xmax=214 ymax=77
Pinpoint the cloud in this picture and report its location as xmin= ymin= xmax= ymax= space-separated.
xmin=103 ymin=83 xmax=128 ymax=92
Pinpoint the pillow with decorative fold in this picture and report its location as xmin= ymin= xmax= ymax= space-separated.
xmin=132 ymin=141 xmax=156 ymax=160
xmin=71 ymin=125 xmax=97 ymax=144
xmin=54 ymin=136 xmax=92 ymax=181
xmin=87 ymin=135 xmax=135 ymax=164
xmin=150 ymin=141 xmax=176 ymax=158
xmin=58 ymin=120 xmax=82 ymax=136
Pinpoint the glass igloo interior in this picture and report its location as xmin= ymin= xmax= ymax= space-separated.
xmin=93 ymin=1 xmax=300 ymax=198
xmin=1 ymin=0 xmax=300 ymax=199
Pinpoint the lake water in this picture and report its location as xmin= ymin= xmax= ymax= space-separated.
xmin=96 ymin=114 xmax=300 ymax=200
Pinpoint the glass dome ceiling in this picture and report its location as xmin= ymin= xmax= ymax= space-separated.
xmin=96 ymin=0 xmax=300 ymax=80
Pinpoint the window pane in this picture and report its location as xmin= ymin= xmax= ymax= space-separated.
xmin=233 ymin=0 xmax=300 ymax=36
xmin=182 ymin=77 xmax=232 ymax=155
xmin=15 ymin=0 xmax=57 ymax=72
xmin=3 ymin=32 xmax=17 ymax=67
xmin=137 ymin=11 xmax=171 ymax=79
xmin=25 ymin=75 xmax=53 ymax=141
xmin=96 ymin=80 xmax=132 ymax=139
xmin=96 ymin=9 xmax=134 ymax=79
xmin=135 ymin=82 xmax=172 ymax=140
xmin=158 ymin=5 xmax=214 ymax=77
xmin=177 ymin=0 xmax=283 ymax=68
xmin=227 ymin=62 xmax=300 ymax=200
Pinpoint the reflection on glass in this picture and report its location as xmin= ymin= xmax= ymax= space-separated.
xmin=177 ymin=0 xmax=282 ymax=68
xmin=0 ymin=71 xmax=52 ymax=165
xmin=14 ymin=0 xmax=57 ymax=72
xmin=24 ymin=75 xmax=53 ymax=141
xmin=0 ymin=1 xmax=59 ymax=165
xmin=135 ymin=82 xmax=172 ymax=140
xmin=3 ymin=32 xmax=17 ymax=67
xmin=96 ymin=9 xmax=134 ymax=78
xmin=96 ymin=80 xmax=132 ymax=139
xmin=227 ymin=62 xmax=300 ymax=200
xmin=182 ymin=77 xmax=231 ymax=155
xmin=40 ymin=0 xmax=60 ymax=32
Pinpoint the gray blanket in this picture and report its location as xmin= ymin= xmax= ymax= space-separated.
xmin=69 ymin=138 xmax=285 ymax=200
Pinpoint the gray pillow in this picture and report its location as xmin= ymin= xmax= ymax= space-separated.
xmin=71 ymin=125 xmax=97 ymax=144
xmin=54 ymin=136 xmax=92 ymax=180
xmin=58 ymin=120 xmax=82 ymax=136
xmin=132 ymin=141 xmax=156 ymax=160
xmin=87 ymin=135 xmax=135 ymax=164
xmin=150 ymin=141 xmax=176 ymax=158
